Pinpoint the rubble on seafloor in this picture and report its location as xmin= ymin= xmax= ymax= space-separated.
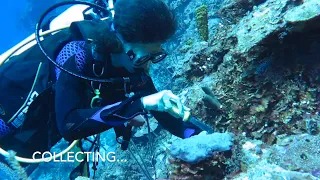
xmin=230 ymin=134 xmax=320 ymax=179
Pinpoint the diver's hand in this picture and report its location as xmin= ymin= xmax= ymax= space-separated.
xmin=141 ymin=90 xmax=191 ymax=121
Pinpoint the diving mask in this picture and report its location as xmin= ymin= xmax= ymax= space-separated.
xmin=126 ymin=49 xmax=167 ymax=67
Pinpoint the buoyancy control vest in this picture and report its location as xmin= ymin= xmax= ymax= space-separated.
xmin=0 ymin=19 xmax=124 ymax=156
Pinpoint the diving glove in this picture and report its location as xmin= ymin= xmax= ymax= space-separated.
xmin=141 ymin=90 xmax=191 ymax=121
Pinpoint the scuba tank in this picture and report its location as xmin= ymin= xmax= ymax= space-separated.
xmin=0 ymin=0 xmax=115 ymax=164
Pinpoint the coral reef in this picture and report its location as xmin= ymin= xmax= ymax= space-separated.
xmin=184 ymin=49 xmax=227 ymax=81
xmin=195 ymin=5 xmax=209 ymax=41
xmin=269 ymin=134 xmax=320 ymax=176
xmin=210 ymin=0 xmax=320 ymax=144
xmin=0 ymin=162 xmax=17 ymax=180
xmin=168 ymin=152 xmax=229 ymax=180
xmin=167 ymin=133 xmax=244 ymax=180
xmin=28 ymin=0 xmax=320 ymax=179
xmin=217 ymin=0 xmax=256 ymax=25
xmin=154 ymin=0 xmax=320 ymax=179
xmin=5 ymin=151 xmax=28 ymax=180
xmin=42 ymin=0 xmax=320 ymax=179
xmin=228 ymin=134 xmax=320 ymax=179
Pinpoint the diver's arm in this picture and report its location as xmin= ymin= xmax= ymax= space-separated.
xmin=55 ymin=56 xmax=146 ymax=141
xmin=56 ymin=69 xmax=200 ymax=141
xmin=54 ymin=41 xmax=146 ymax=141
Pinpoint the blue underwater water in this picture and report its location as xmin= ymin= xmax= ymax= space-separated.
xmin=0 ymin=0 xmax=28 ymax=54
xmin=0 ymin=0 xmax=67 ymax=54
xmin=1 ymin=0 xmax=320 ymax=179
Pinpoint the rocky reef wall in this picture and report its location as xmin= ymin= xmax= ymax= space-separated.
xmin=150 ymin=0 xmax=320 ymax=179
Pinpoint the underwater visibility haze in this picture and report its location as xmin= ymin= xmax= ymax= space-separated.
xmin=1 ymin=0 xmax=320 ymax=179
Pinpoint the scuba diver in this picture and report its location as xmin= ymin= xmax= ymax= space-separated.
xmin=0 ymin=0 xmax=215 ymax=179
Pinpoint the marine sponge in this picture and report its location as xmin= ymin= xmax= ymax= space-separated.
xmin=169 ymin=131 xmax=233 ymax=164
xmin=195 ymin=5 xmax=209 ymax=41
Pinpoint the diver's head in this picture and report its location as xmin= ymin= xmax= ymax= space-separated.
xmin=112 ymin=0 xmax=176 ymax=72
xmin=113 ymin=0 xmax=177 ymax=43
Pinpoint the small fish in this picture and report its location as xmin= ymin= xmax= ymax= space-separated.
xmin=201 ymin=87 xmax=223 ymax=110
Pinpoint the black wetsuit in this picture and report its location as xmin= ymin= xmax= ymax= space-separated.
xmin=54 ymin=40 xmax=201 ymax=142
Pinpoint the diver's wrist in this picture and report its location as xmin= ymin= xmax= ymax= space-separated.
xmin=140 ymin=96 xmax=152 ymax=111
xmin=140 ymin=97 xmax=148 ymax=110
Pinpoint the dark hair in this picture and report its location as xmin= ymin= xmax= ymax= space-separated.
xmin=113 ymin=0 xmax=177 ymax=43
xmin=92 ymin=21 xmax=123 ymax=54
